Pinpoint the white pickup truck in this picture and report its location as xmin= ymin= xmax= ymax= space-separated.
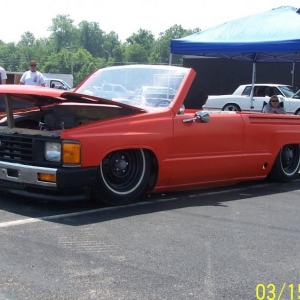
xmin=45 ymin=78 xmax=72 ymax=90
xmin=204 ymin=83 xmax=300 ymax=114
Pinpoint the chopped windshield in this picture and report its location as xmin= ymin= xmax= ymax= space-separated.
xmin=75 ymin=65 xmax=189 ymax=108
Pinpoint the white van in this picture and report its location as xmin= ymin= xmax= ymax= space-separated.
xmin=45 ymin=78 xmax=72 ymax=90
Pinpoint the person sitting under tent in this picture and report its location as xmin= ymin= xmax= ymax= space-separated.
xmin=262 ymin=95 xmax=285 ymax=114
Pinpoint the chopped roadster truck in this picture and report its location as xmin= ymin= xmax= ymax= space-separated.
xmin=0 ymin=65 xmax=300 ymax=206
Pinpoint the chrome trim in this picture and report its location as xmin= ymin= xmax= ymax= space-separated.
xmin=0 ymin=161 xmax=57 ymax=187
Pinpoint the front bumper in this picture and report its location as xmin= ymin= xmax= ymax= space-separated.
xmin=0 ymin=161 xmax=98 ymax=201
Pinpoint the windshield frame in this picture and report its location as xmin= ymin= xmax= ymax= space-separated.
xmin=74 ymin=64 xmax=190 ymax=110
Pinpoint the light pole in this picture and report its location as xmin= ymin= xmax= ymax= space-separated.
xmin=66 ymin=43 xmax=76 ymax=76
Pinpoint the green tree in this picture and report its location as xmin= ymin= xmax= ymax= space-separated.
xmin=78 ymin=21 xmax=105 ymax=57
xmin=112 ymin=45 xmax=125 ymax=65
xmin=72 ymin=48 xmax=99 ymax=85
xmin=0 ymin=42 xmax=20 ymax=71
xmin=48 ymin=15 xmax=78 ymax=53
xmin=0 ymin=12 xmax=201 ymax=80
xmin=18 ymin=32 xmax=35 ymax=47
xmin=42 ymin=49 xmax=70 ymax=74
xmin=150 ymin=25 xmax=199 ymax=65
xmin=126 ymin=29 xmax=155 ymax=50
xmin=125 ymin=44 xmax=148 ymax=63
xmin=102 ymin=31 xmax=121 ymax=61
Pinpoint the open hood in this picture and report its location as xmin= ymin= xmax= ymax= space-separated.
xmin=0 ymin=85 xmax=145 ymax=113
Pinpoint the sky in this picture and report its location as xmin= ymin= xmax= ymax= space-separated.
xmin=2 ymin=0 xmax=300 ymax=43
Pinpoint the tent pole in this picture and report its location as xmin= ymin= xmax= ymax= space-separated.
xmin=169 ymin=53 xmax=172 ymax=66
xmin=250 ymin=62 xmax=256 ymax=110
xmin=292 ymin=62 xmax=295 ymax=87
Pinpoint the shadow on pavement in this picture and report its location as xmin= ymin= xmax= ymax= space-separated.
xmin=0 ymin=176 xmax=300 ymax=226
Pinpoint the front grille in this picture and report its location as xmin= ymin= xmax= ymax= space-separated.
xmin=0 ymin=135 xmax=33 ymax=162
xmin=0 ymin=134 xmax=61 ymax=166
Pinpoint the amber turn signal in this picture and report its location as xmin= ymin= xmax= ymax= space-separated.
xmin=37 ymin=173 xmax=56 ymax=183
xmin=62 ymin=143 xmax=81 ymax=164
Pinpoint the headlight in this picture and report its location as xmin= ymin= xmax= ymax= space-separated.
xmin=45 ymin=142 xmax=61 ymax=162
xmin=45 ymin=141 xmax=81 ymax=165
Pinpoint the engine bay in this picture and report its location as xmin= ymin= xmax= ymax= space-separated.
xmin=0 ymin=103 xmax=139 ymax=132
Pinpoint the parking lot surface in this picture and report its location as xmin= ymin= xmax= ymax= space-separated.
xmin=0 ymin=179 xmax=300 ymax=299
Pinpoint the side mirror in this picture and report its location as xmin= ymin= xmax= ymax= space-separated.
xmin=195 ymin=111 xmax=210 ymax=123
xmin=183 ymin=111 xmax=210 ymax=123
xmin=178 ymin=104 xmax=185 ymax=115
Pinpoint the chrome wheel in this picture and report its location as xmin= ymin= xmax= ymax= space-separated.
xmin=280 ymin=145 xmax=300 ymax=176
xmin=269 ymin=144 xmax=300 ymax=182
xmin=223 ymin=104 xmax=240 ymax=112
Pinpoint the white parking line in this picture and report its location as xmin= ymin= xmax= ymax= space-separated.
xmin=0 ymin=200 xmax=170 ymax=229
xmin=0 ymin=207 xmax=117 ymax=228
xmin=0 ymin=180 xmax=293 ymax=229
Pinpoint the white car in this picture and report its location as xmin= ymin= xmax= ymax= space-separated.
xmin=101 ymin=83 xmax=135 ymax=99
xmin=204 ymin=84 xmax=300 ymax=114
xmin=136 ymin=86 xmax=176 ymax=106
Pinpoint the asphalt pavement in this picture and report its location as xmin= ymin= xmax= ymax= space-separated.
xmin=0 ymin=178 xmax=300 ymax=300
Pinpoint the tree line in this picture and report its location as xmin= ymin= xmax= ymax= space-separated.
xmin=0 ymin=15 xmax=199 ymax=86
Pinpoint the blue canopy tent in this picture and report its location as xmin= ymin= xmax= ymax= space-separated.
xmin=170 ymin=6 xmax=300 ymax=107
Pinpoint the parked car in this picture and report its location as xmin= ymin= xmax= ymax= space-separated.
xmin=45 ymin=78 xmax=72 ymax=90
xmin=79 ymin=83 xmax=135 ymax=100
xmin=101 ymin=83 xmax=135 ymax=99
xmin=204 ymin=83 xmax=300 ymax=114
xmin=136 ymin=86 xmax=176 ymax=106
xmin=1 ymin=66 xmax=300 ymax=206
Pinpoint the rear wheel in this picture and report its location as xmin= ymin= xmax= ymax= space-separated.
xmin=223 ymin=104 xmax=240 ymax=112
xmin=92 ymin=149 xmax=151 ymax=206
xmin=268 ymin=144 xmax=300 ymax=182
xmin=295 ymin=109 xmax=300 ymax=115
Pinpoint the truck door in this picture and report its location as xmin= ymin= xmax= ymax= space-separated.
xmin=170 ymin=111 xmax=244 ymax=185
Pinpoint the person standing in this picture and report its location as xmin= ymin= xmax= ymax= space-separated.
xmin=19 ymin=60 xmax=46 ymax=86
xmin=0 ymin=65 xmax=7 ymax=84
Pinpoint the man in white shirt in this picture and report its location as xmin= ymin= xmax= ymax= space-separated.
xmin=19 ymin=60 xmax=46 ymax=86
xmin=0 ymin=66 xmax=7 ymax=84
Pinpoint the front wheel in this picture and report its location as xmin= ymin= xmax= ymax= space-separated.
xmin=223 ymin=104 xmax=240 ymax=112
xmin=268 ymin=144 xmax=300 ymax=182
xmin=92 ymin=149 xmax=151 ymax=206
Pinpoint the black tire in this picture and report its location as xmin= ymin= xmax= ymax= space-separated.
xmin=92 ymin=149 xmax=151 ymax=206
xmin=223 ymin=104 xmax=240 ymax=112
xmin=268 ymin=144 xmax=300 ymax=182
